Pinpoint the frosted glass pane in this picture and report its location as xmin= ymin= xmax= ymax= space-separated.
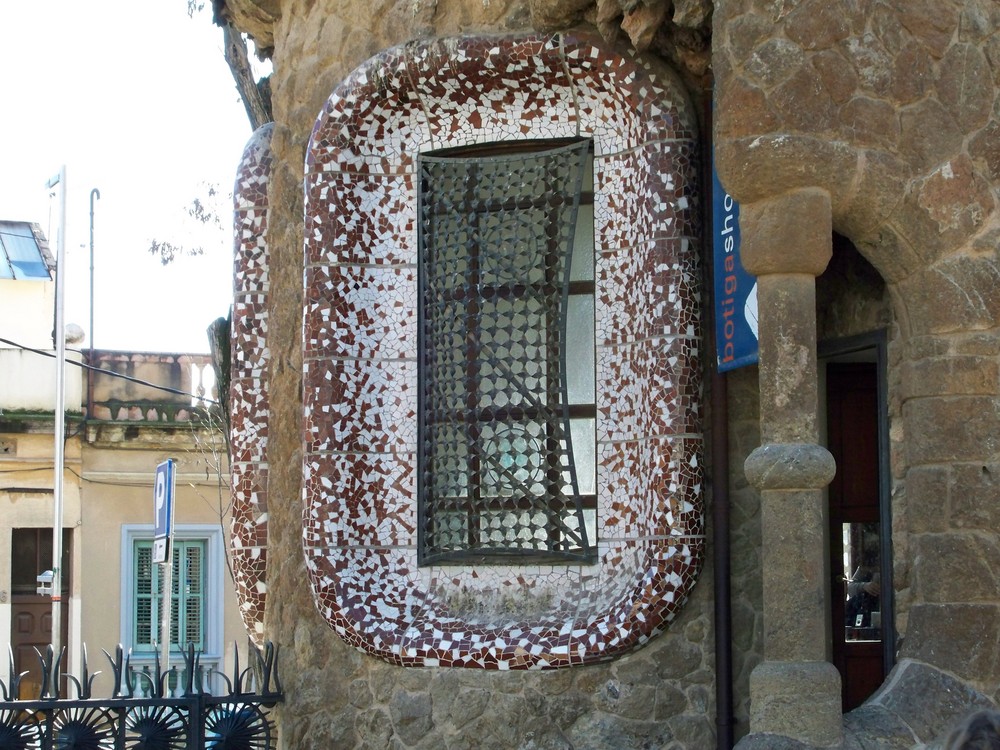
xmin=570 ymin=203 xmax=594 ymax=282
xmin=570 ymin=418 xmax=596 ymax=495
xmin=566 ymin=296 xmax=595 ymax=404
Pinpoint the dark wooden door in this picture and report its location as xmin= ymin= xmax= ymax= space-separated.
xmin=10 ymin=595 xmax=57 ymax=698
xmin=10 ymin=528 xmax=70 ymax=698
xmin=827 ymin=363 xmax=885 ymax=711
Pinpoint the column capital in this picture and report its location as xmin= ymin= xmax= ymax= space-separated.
xmin=745 ymin=442 xmax=836 ymax=491
xmin=740 ymin=188 xmax=832 ymax=277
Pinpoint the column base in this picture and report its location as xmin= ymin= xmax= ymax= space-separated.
xmin=747 ymin=660 xmax=843 ymax=747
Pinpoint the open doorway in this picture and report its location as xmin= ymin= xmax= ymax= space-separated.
xmin=821 ymin=335 xmax=893 ymax=711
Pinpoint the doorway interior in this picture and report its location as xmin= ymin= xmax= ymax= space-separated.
xmin=821 ymin=332 xmax=894 ymax=712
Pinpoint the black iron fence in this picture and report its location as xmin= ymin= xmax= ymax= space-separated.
xmin=0 ymin=641 xmax=281 ymax=749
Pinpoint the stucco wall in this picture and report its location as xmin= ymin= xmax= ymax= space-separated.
xmin=0 ymin=278 xmax=55 ymax=352
xmin=78 ymin=440 xmax=243 ymax=696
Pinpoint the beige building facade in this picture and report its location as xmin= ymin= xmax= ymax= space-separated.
xmin=218 ymin=1 xmax=1000 ymax=747
xmin=0 ymin=341 xmax=245 ymax=697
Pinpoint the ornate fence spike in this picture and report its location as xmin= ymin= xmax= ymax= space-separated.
xmin=64 ymin=643 xmax=101 ymax=700
xmin=0 ymin=641 xmax=283 ymax=748
xmin=101 ymin=644 xmax=126 ymax=697
xmin=232 ymin=640 xmax=244 ymax=695
xmin=152 ymin=649 xmax=177 ymax=698
xmin=34 ymin=645 xmax=57 ymax=700
xmin=255 ymin=639 xmax=281 ymax=698
xmin=181 ymin=642 xmax=201 ymax=696
xmin=2 ymin=644 xmax=26 ymax=701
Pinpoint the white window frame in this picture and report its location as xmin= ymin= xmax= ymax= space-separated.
xmin=120 ymin=524 xmax=225 ymax=678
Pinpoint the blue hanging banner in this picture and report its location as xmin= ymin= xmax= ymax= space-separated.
xmin=712 ymin=155 xmax=759 ymax=372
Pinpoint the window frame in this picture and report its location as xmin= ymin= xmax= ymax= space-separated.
xmin=416 ymin=138 xmax=598 ymax=565
xmin=120 ymin=524 xmax=225 ymax=663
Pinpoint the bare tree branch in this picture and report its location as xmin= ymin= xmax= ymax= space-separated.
xmin=221 ymin=18 xmax=272 ymax=129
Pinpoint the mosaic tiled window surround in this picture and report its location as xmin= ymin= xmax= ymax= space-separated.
xmin=230 ymin=123 xmax=274 ymax=646
xmin=233 ymin=32 xmax=703 ymax=668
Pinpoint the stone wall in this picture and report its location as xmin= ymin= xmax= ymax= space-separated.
xmin=711 ymin=0 xmax=1000 ymax=744
xmin=217 ymin=0 xmax=1000 ymax=746
xmin=215 ymin=1 xmax=745 ymax=747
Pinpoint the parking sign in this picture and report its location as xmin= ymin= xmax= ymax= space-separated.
xmin=153 ymin=459 xmax=175 ymax=564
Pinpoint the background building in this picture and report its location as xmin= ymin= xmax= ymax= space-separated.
xmin=0 ymin=223 xmax=244 ymax=696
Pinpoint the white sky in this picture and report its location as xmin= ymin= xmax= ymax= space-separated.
xmin=1 ymin=1 xmax=256 ymax=353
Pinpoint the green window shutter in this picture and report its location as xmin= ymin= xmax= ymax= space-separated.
xmin=181 ymin=541 xmax=205 ymax=648
xmin=134 ymin=543 xmax=155 ymax=647
xmin=133 ymin=539 xmax=207 ymax=651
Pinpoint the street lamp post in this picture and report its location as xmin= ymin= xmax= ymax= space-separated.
xmin=47 ymin=166 xmax=67 ymax=666
xmin=88 ymin=188 xmax=100 ymax=419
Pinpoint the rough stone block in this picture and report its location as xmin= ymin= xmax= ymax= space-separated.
xmin=842 ymin=703 xmax=920 ymax=749
xmin=755 ymin=277 xmax=822 ymax=444
xmin=956 ymin=330 xmax=1000 ymax=356
xmin=935 ymin=43 xmax=993 ymax=132
xmin=715 ymin=77 xmax=781 ymax=139
xmin=959 ymin=0 xmax=1000 ymax=43
xmin=952 ymin=463 xmax=1000 ymax=530
xmin=744 ymin=443 xmax=836 ymax=490
xmin=894 ymin=1 xmax=960 ymax=61
xmin=759 ymin=490 xmax=829 ymax=661
xmin=969 ymin=119 xmax=1000 ymax=180
xmin=811 ymin=49 xmax=858 ymax=104
xmin=713 ymin=135 xmax=857 ymax=210
xmin=783 ymin=1 xmax=850 ymax=50
xmin=904 ymin=396 xmax=1000 ymax=465
xmin=890 ymin=41 xmax=934 ymax=104
xmin=902 ymin=355 xmax=999 ymax=398
xmin=904 ymin=465 xmax=950 ymax=534
xmin=389 ymin=690 xmax=433 ymax=746
xmin=771 ymin=67 xmax=837 ymax=132
xmin=740 ymin=190 xmax=832 ymax=276
xmin=748 ymin=660 xmax=842 ymax=746
xmin=872 ymin=658 xmax=997 ymax=742
xmin=853 ymin=225 xmax=922 ymax=285
xmin=912 ymin=532 xmax=1000 ymax=602
xmin=894 ymin=156 xmax=994 ymax=268
xmin=566 ymin=712 xmax=674 ymax=750
xmin=897 ymin=98 xmax=965 ymax=173
xmin=900 ymin=605 xmax=1000 ymax=685
xmin=906 ymin=335 xmax=952 ymax=360
xmin=745 ymin=38 xmax=805 ymax=88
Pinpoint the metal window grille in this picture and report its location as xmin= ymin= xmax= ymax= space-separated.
xmin=417 ymin=139 xmax=596 ymax=564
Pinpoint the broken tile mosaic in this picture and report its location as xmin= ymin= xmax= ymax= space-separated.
xmin=231 ymin=32 xmax=706 ymax=669
xmin=229 ymin=123 xmax=275 ymax=646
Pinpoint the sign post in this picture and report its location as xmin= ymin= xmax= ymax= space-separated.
xmin=153 ymin=459 xmax=176 ymax=673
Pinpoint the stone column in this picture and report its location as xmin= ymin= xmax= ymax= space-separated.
xmin=740 ymin=188 xmax=842 ymax=746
